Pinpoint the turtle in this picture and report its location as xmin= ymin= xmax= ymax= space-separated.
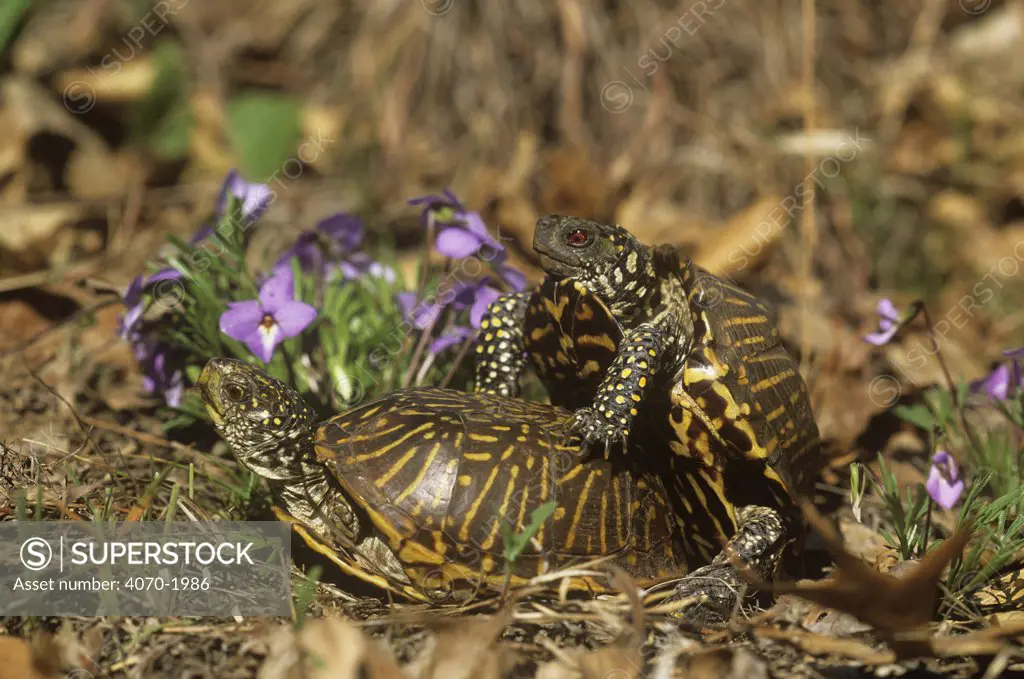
xmin=471 ymin=215 xmax=823 ymax=620
xmin=198 ymin=357 xmax=694 ymax=605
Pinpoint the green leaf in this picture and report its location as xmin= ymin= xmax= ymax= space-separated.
xmin=292 ymin=564 xmax=322 ymax=629
xmin=502 ymin=500 xmax=557 ymax=564
xmin=130 ymin=39 xmax=192 ymax=159
xmin=226 ymin=92 xmax=302 ymax=179
xmin=893 ymin=403 xmax=937 ymax=431
xmin=0 ymin=0 xmax=31 ymax=53
xmin=150 ymin=101 xmax=193 ymax=160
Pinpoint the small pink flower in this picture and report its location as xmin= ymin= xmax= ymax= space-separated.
xmin=863 ymin=298 xmax=902 ymax=346
xmin=925 ymin=449 xmax=964 ymax=510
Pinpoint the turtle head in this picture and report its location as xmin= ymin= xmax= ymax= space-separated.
xmin=198 ymin=357 xmax=318 ymax=481
xmin=533 ymin=215 xmax=656 ymax=312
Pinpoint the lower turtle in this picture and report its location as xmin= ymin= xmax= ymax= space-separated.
xmin=199 ymin=357 xmax=691 ymax=604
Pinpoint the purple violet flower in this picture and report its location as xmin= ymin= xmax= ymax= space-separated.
xmin=217 ymin=169 xmax=273 ymax=229
xmin=430 ymin=326 xmax=473 ymax=354
xmin=863 ymin=298 xmax=902 ymax=346
xmin=134 ymin=342 xmax=185 ymax=407
xmin=435 ymin=212 xmax=501 ymax=259
xmin=970 ymin=347 xmax=1024 ymax=401
xmin=275 ymin=213 xmax=393 ymax=283
xmin=497 ymin=263 xmax=527 ymax=292
xmin=119 ymin=276 xmax=146 ymax=341
xmin=408 ymin=190 xmax=466 ymax=227
xmin=219 ymin=269 xmax=317 ymax=364
xmin=409 ymin=189 xmax=502 ymax=259
xmin=332 ymin=252 xmax=396 ymax=283
xmin=409 ymin=189 xmax=527 ymax=291
xmin=452 ymin=279 xmax=502 ymax=328
xmin=396 ymin=291 xmax=442 ymax=330
xmin=149 ymin=171 xmax=271 ymax=283
xmin=398 ymin=279 xmax=502 ymax=354
xmin=925 ymin=449 xmax=964 ymax=510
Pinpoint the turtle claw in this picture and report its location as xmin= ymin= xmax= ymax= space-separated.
xmin=567 ymin=408 xmax=629 ymax=456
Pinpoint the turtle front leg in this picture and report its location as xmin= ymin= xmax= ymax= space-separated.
xmin=570 ymin=322 xmax=663 ymax=452
xmin=473 ymin=292 xmax=530 ymax=397
xmin=671 ymin=505 xmax=789 ymax=628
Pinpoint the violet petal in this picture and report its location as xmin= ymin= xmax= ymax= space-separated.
xmin=974 ymin=363 xmax=1010 ymax=401
xmin=259 ymin=269 xmax=297 ymax=313
xmin=124 ymin=276 xmax=145 ymax=306
xmin=925 ymin=465 xmax=964 ymax=509
xmin=498 ymin=265 xmax=527 ymax=292
xmin=470 ymin=286 xmax=502 ymax=328
xmin=876 ymin=298 xmax=900 ymax=325
xmin=273 ymin=301 xmax=317 ymax=338
xmin=430 ymin=327 xmax=473 ymax=354
xmin=863 ymin=326 xmax=899 ymax=346
xmin=148 ymin=268 xmax=182 ymax=284
xmin=396 ymin=292 xmax=419 ymax=321
xmin=240 ymin=325 xmax=278 ymax=364
xmin=435 ymin=228 xmax=485 ymax=259
xmin=317 ymin=213 xmax=364 ymax=251
xmin=220 ymin=301 xmax=264 ymax=342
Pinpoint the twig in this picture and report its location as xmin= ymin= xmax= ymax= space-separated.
xmin=799 ymin=0 xmax=818 ymax=382
xmin=439 ymin=335 xmax=475 ymax=389
xmin=23 ymin=364 xmax=129 ymax=490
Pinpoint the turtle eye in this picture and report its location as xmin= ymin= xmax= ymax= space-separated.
xmin=566 ymin=228 xmax=590 ymax=248
xmin=223 ymin=382 xmax=247 ymax=403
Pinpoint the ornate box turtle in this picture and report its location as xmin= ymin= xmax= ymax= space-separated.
xmin=472 ymin=215 xmax=823 ymax=618
xmin=199 ymin=358 xmax=693 ymax=605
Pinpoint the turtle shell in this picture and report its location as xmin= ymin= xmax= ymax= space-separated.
xmin=313 ymin=387 xmax=682 ymax=601
xmin=521 ymin=247 xmax=820 ymax=567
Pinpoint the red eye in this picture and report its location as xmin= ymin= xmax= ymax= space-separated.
xmin=567 ymin=229 xmax=589 ymax=247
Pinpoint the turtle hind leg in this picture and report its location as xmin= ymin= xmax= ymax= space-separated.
xmin=671 ymin=505 xmax=789 ymax=628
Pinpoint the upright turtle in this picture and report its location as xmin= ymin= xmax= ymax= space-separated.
xmin=198 ymin=358 xmax=688 ymax=604
xmin=472 ymin=215 xmax=823 ymax=619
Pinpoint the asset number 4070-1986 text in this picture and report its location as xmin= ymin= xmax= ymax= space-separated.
xmin=123 ymin=576 xmax=210 ymax=591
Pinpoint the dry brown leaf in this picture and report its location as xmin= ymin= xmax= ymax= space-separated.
xmin=753 ymin=626 xmax=895 ymax=664
xmin=838 ymin=515 xmax=891 ymax=565
xmin=0 ymin=205 xmax=80 ymax=272
xmin=9 ymin=0 xmax=102 ymax=76
xmin=2 ymin=77 xmax=125 ymax=200
xmin=677 ymin=647 xmax=770 ymax=679
xmin=0 ymin=635 xmax=67 ymax=679
xmin=56 ymin=59 xmax=157 ymax=105
xmin=577 ymin=645 xmax=643 ymax=679
xmin=613 ymin=182 xmax=713 ymax=252
xmin=988 ymin=611 xmax=1024 ymax=627
xmin=741 ymin=502 xmax=973 ymax=636
xmin=296 ymin=616 xmax=405 ymax=679
xmin=694 ymin=196 xmax=788 ymax=277
xmin=891 ymin=621 xmax=1024 ymax=660
xmin=0 ymin=638 xmax=42 ymax=679
xmin=927 ymin=190 xmax=988 ymax=233
xmin=416 ymin=611 xmax=512 ymax=679
xmin=538 ymin=145 xmax=613 ymax=221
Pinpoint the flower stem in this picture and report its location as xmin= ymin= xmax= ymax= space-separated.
xmin=403 ymin=304 xmax=445 ymax=389
xmin=921 ymin=496 xmax=932 ymax=560
xmin=916 ymin=303 xmax=985 ymax=461
xmin=439 ymin=335 xmax=475 ymax=389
